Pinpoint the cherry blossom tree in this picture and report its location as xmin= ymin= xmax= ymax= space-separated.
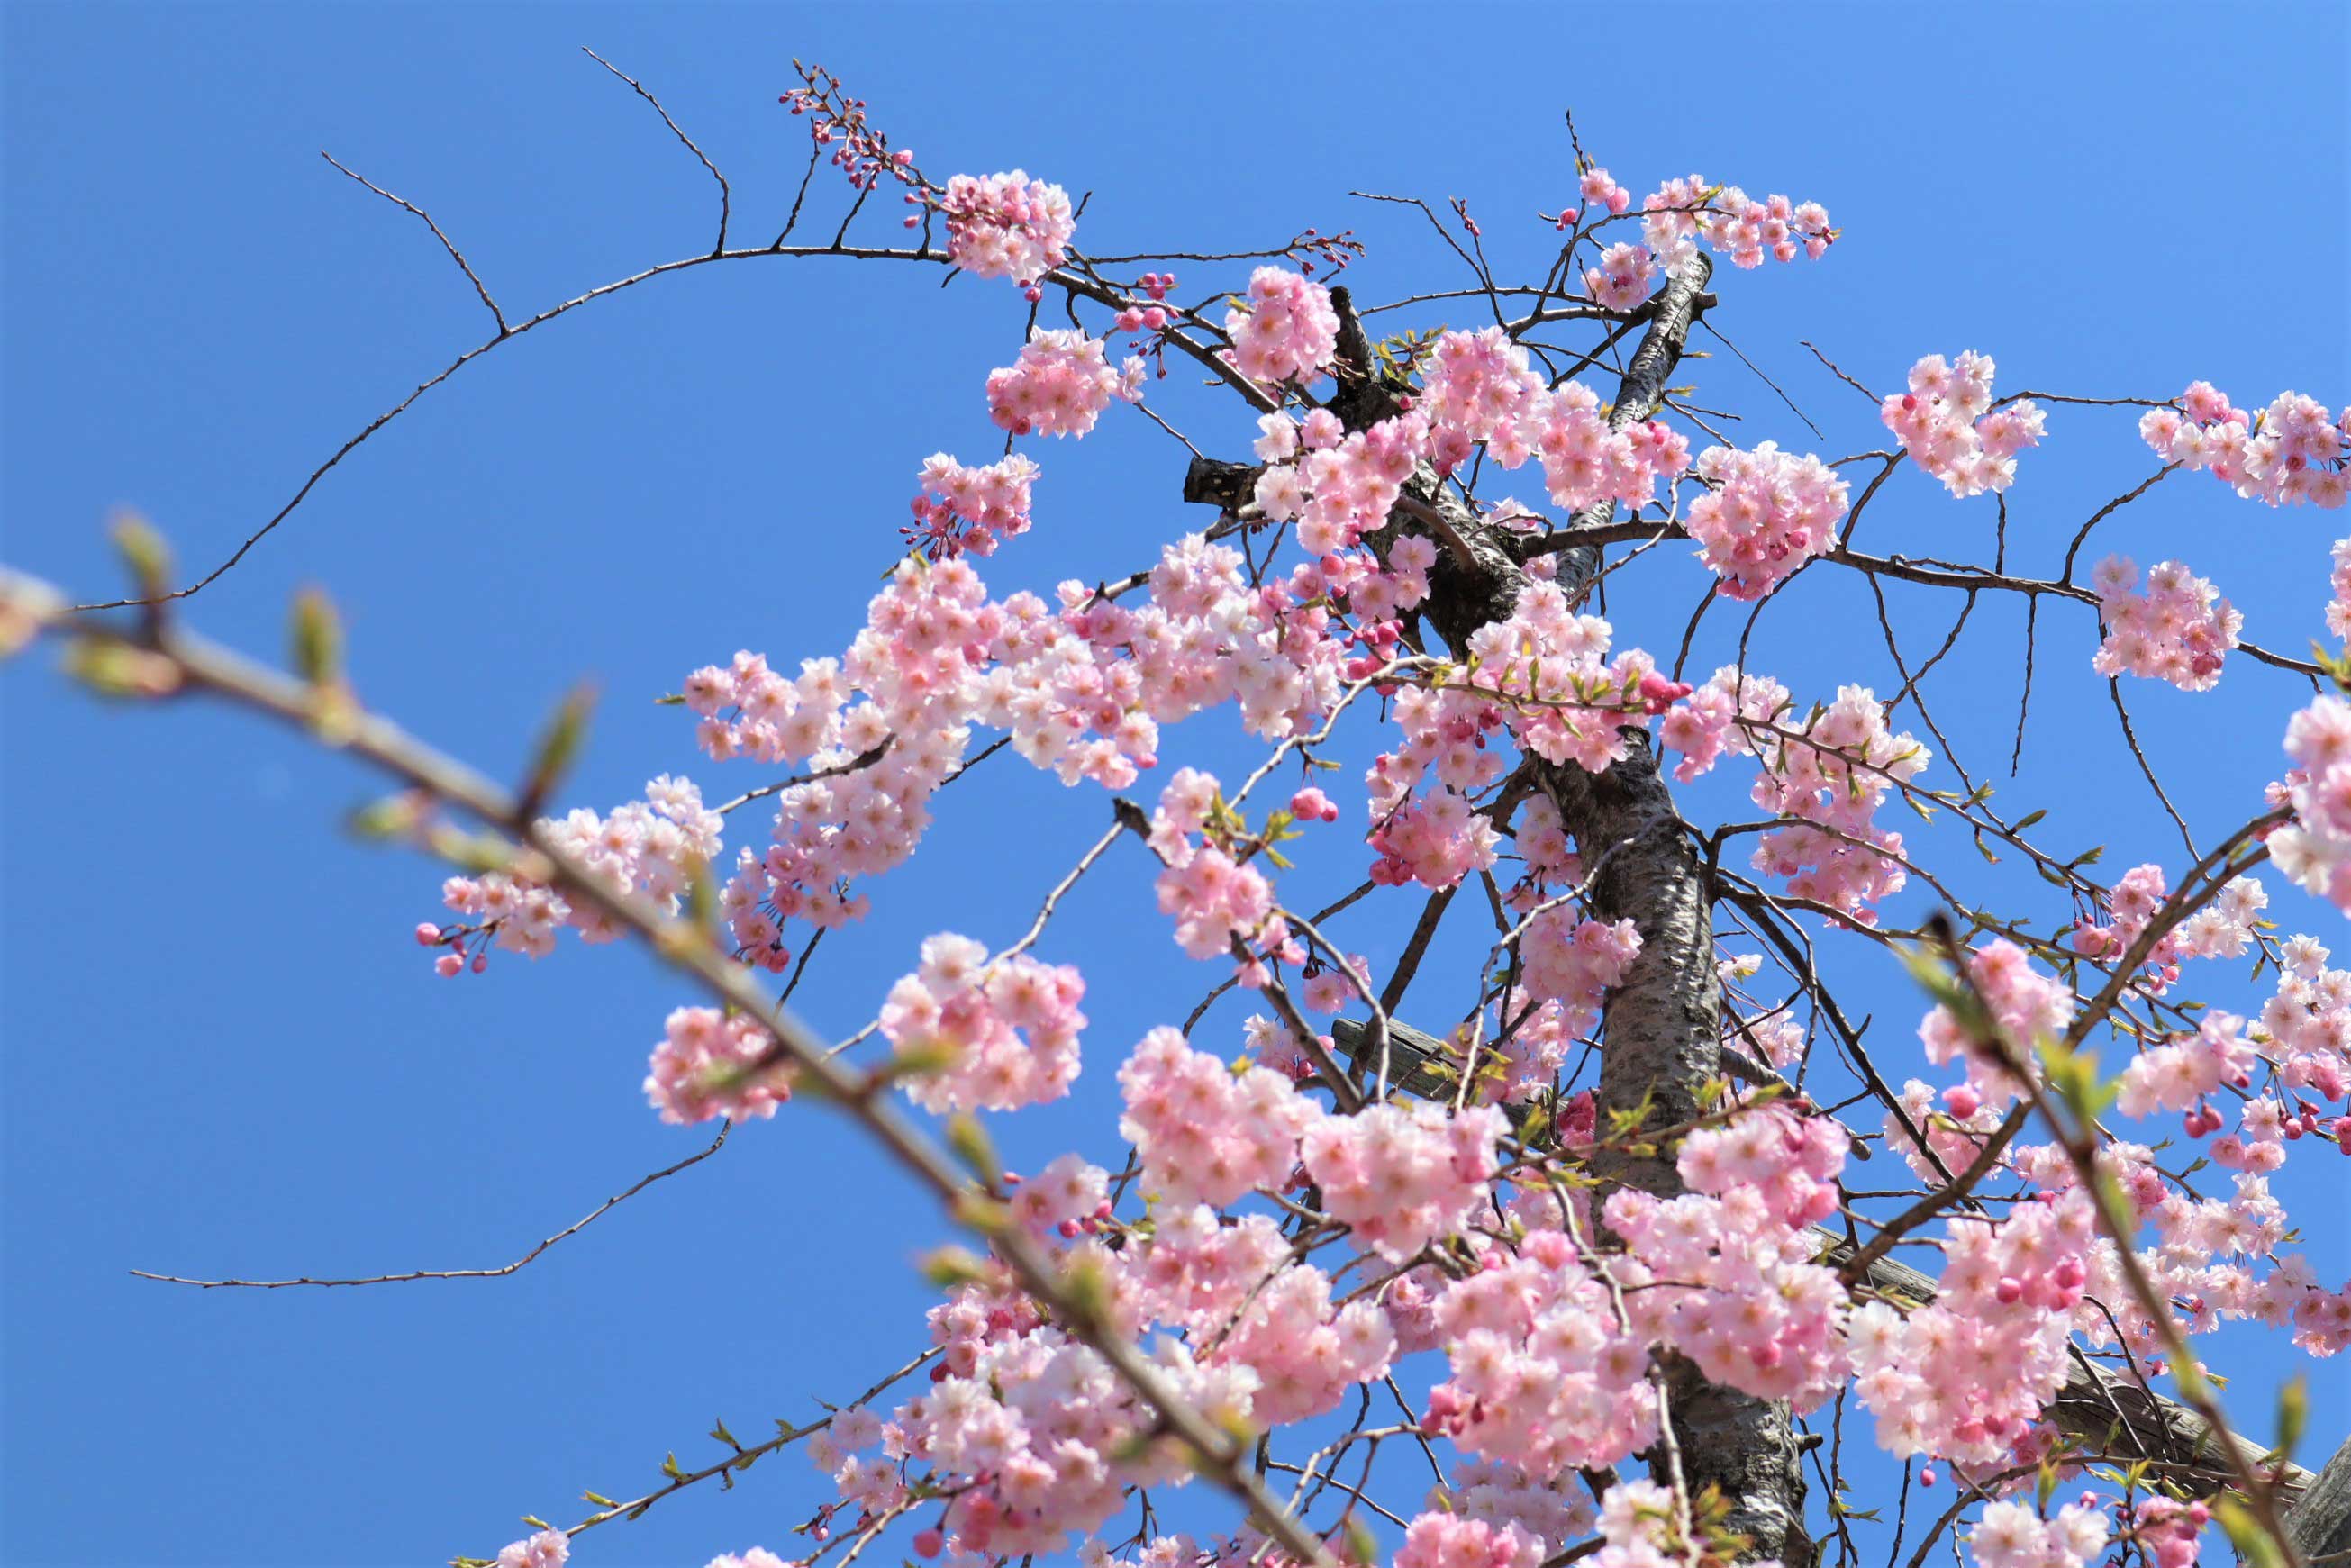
xmin=13 ymin=52 xmax=2351 ymax=1568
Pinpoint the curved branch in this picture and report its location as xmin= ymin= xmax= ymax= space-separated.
xmin=131 ymin=1122 xmax=730 ymax=1288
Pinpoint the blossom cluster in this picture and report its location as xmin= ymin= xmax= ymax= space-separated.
xmin=1584 ymin=241 xmax=1658 ymax=312
xmin=1424 ymin=1102 xmax=1855 ymax=1483
xmin=1881 ymin=352 xmax=2046 ymax=498
xmin=1518 ymin=910 xmax=1641 ymax=1042
xmin=2089 ymin=556 xmax=2240 ymax=691
xmin=1605 ymin=1105 xmax=1850 ymax=1406
xmin=2328 ymin=538 xmax=2351 ymax=640
xmin=1585 ymin=1480 xmax=1700 ymax=1568
xmin=985 ymin=330 xmax=1134 ymax=438
xmin=2115 ymin=1010 xmax=2257 ymax=1119
xmin=2140 ymin=383 xmax=2348 ymax=509
xmin=1573 ymin=177 xmax=1835 ymax=308
xmin=1847 ymin=1190 xmax=2096 ymax=1464
xmin=1117 ymin=1027 xmax=1319 ymax=1207
xmin=1221 ymin=266 xmax=1339 ymax=387
xmin=890 ymin=1273 xmax=1258 ymax=1554
xmin=905 ymin=451 xmax=1040 ymax=559
xmin=1640 ymin=176 xmax=1835 ymax=270
xmin=2069 ymin=863 xmax=2265 ymax=987
xmin=1253 ymin=334 xmax=1685 ymax=557
xmin=1683 ymin=440 xmax=1849 ymax=599
xmin=678 ymin=527 xmax=1351 ymax=969
xmin=429 ymin=775 xmax=724 ymax=970
xmin=2260 ymin=933 xmax=2351 ymax=1103
xmin=1457 ymin=581 xmax=1667 ymax=775
xmin=1967 ymin=1499 xmax=2110 ymax=1568
xmin=1300 ymin=1097 xmax=1507 ymax=1261
xmin=1664 ymin=669 xmax=1929 ymax=920
xmin=1148 ymin=769 xmax=1281 ymax=960
xmin=1442 ymin=1458 xmax=1598 ymax=1559
xmin=1396 ymin=1510 xmax=1542 ymax=1568
xmin=493 ymin=1529 xmax=568 ymax=1568
xmin=1357 ymin=579 xmax=1680 ymax=891
xmin=1421 ymin=1222 xmax=1662 ymax=1473
xmin=1917 ymin=938 xmax=2074 ymax=1109
xmin=877 ymin=932 xmax=1087 ymax=1112
xmin=937 ymin=170 xmax=1075 ymax=293
xmin=1416 ymin=326 xmax=1548 ymax=474
xmin=643 ymin=1005 xmax=788 ymax=1126
xmin=2271 ymin=694 xmax=2351 ymax=910
xmin=1121 ymin=1205 xmax=1396 ymax=1424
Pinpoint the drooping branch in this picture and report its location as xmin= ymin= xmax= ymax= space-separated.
xmin=130 ymin=1120 xmax=731 ymax=1289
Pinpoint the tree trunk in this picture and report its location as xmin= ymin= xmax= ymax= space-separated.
xmin=1313 ymin=260 xmax=1812 ymax=1564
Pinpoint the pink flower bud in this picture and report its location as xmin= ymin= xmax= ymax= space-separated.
xmin=413 ymin=922 xmax=441 ymax=946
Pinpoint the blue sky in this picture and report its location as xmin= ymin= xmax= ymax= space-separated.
xmin=5 ymin=5 xmax=2347 ymax=1566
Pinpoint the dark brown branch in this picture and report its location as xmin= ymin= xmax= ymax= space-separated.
xmin=320 ymin=151 xmax=507 ymax=334
xmin=132 ymin=1122 xmax=731 ymax=1288
xmin=581 ymin=47 xmax=731 ymax=255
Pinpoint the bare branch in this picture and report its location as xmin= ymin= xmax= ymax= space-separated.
xmin=580 ymin=47 xmax=731 ymax=255
xmin=131 ymin=1122 xmax=731 ymax=1289
xmin=320 ymin=152 xmax=507 ymax=334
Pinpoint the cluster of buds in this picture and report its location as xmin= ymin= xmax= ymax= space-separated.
xmin=778 ymin=62 xmax=923 ymax=197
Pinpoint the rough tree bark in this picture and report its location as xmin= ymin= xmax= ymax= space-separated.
xmin=2285 ymin=1433 xmax=2351 ymax=1563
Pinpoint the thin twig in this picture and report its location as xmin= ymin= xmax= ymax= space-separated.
xmin=320 ymin=152 xmax=506 ymax=334
xmin=581 ymin=47 xmax=731 ymax=255
xmin=132 ymin=1122 xmax=731 ymax=1288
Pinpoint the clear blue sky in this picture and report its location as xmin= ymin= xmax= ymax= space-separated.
xmin=5 ymin=5 xmax=2347 ymax=1566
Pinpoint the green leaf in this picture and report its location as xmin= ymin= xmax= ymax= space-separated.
xmin=711 ymin=1417 xmax=740 ymax=1450
xmin=347 ymin=792 xmax=423 ymax=841
xmin=520 ymin=681 xmax=597 ymax=815
xmin=918 ymin=1245 xmax=990 ymax=1290
xmin=290 ymin=586 xmax=343 ymax=687
xmin=2211 ymin=1497 xmax=2283 ymax=1568
xmin=2278 ymin=1373 xmax=2308 ymax=1462
xmin=110 ymin=512 xmax=171 ymax=600
xmin=60 ymin=638 xmax=181 ymax=700
xmin=944 ymin=1112 xmax=998 ymax=1182
xmin=581 ymin=1491 xmax=619 ymax=1509
xmin=659 ymin=1452 xmax=685 ymax=1481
